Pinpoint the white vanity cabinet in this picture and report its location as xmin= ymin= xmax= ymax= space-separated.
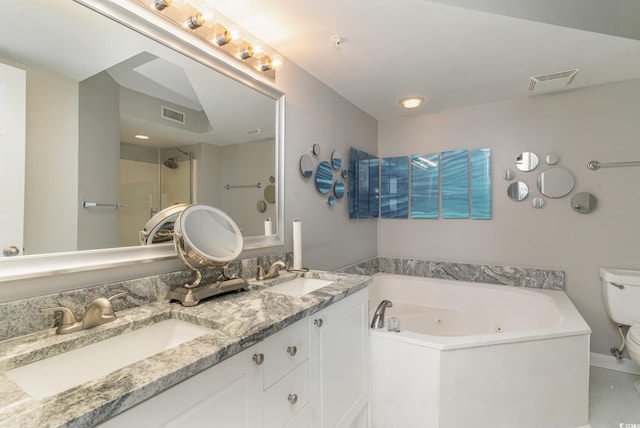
xmin=309 ymin=289 xmax=369 ymax=428
xmin=97 ymin=288 xmax=369 ymax=428
xmin=263 ymin=318 xmax=310 ymax=428
xmin=97 ymin=342 xmax=264 ymax=428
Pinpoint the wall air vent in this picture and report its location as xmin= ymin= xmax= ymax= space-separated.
xmin=528 ymin=68 xmax=580 ymax=92
xmin=161 ymin=105 xmax=186 ymax=125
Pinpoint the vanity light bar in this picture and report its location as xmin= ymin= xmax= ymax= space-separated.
xmin=143 ymin=0 xmax=282 ymax=79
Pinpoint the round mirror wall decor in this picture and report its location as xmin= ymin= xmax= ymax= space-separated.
xmin=516 ymin=152 xmax=539 ymax=172
xmin=571 ymin=192 xmax=597 ymax=214
xmin=503 ymin=169 xmax=515 ymax=181
xmin=300 ymin=155 xmax=314 ymax=178
xmin=331 ymin=150 xmax=342 ymax=170
xmin=342 ymin=169 xmax=348 ymax=179
xmin=257 ymin=200 xmax=267 ymax=213
xmin=328 ymin=195 xmax=336 ymax=206
xmin=315 ymin=161 xmax=334 ymax=194
xmin=312 ymin=143 xmax=321 ymax=157
xmin=532 ymin=197 xmax=545 ymax=209
xmin=334 ymin=179 xmax=345 ymax=199
xmin=545 ymin=153 xmax=559 ymax=165
xmin=507 ymin=181 xmax=529 ymax=201
xmin=537 ymin=168 xmax=575 ymax=198
xmin=264 ymin=184 xmax=276 ymax=204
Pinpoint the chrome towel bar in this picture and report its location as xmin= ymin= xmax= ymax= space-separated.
xmin=224 ymin=182 xmax=262 ymax=190
xmin=83 ymin=201 xmax=126 ymax=209
xmin=587 ymin=160 xmax=640 ymax=171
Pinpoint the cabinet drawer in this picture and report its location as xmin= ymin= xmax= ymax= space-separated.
xmin=264 ymin=360 xmax=309 ymax=428
xmin=285 ymin=404 xmax=309 ymax=428
xmin=264 ymin=317 xmax=309 ymax=388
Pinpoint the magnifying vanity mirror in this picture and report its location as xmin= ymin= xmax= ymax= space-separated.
xmin=168 ymin=205 xmax=247 ymax=306
xmin=0 ymin=0 xmax=284 ymax=283
xmin=139 ymin=204 xmax=188 ymax=245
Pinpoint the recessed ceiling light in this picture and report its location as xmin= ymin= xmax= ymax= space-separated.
xmin=399 ymin=97 xmax=425 ymax=109
xmin=134 ymin=134 xmax=150 ymax=140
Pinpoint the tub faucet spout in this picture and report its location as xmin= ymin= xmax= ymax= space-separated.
xmin=371 ymin=300 xmax=393 ymax=329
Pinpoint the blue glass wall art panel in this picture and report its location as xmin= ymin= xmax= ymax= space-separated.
xmin=441 ymin=149 xmax=470 ymax=219
xmin=410 ymin=153 xmax=439 ymax=219
xmin=357 ymin=150 xmax=370 ymax=218
xmin=471 ymin=148 xmax=492 ymax=219
xmin=315 ymin=161 xmax=333 ymax=194
xmin=369 ymin=155 xmax=380 ymax=218
xmin=349 ymin=147 xmax=358 ymax=218
xmin=381 ymin=156 xmax=409 ymax=218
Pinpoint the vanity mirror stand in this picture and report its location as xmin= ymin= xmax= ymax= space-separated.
xmin=144 ymin=204 xmax=248 ymax=307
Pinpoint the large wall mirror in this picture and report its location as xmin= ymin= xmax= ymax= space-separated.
xmin=0 ymin=0 xmax=284 ymax=283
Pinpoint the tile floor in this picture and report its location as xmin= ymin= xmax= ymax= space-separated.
xmin=589 ymin=366 xmax=640 ymax=427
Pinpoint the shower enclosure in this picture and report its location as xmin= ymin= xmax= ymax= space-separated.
xmin=119 ymin=146 xmax=194 ymax=247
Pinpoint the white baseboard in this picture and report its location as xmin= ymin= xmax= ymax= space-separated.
xmin=590 ymin=352 xmax=640 ymax=375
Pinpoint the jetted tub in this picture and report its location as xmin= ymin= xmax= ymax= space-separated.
xmin=369 ymin=273 xmax=591 ymax=428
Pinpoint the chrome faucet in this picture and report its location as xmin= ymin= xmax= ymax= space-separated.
xmin=41 ymin=292 xmax=127 ymax=335
xmin=371 ymin=300 xmax=393 ymax=329
xmin=256 ymin=260 xmax=287 ymax=280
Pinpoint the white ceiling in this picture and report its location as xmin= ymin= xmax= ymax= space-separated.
xmin=211 ymin=0 xmax=640 ymax=119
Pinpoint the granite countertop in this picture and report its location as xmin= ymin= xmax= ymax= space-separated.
xmin=0 ymin=271 xmax=371 ymax=428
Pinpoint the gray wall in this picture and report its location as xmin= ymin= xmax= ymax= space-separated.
xmin=22 ymin=65 xmax=79 ymax=255
xmin=377 ymin=78 xmax=640 ymax=355
xmin=78 ymin=72 xmax=120 ymax=250
xmin=277 ymin=61 xmax=379 ymax=271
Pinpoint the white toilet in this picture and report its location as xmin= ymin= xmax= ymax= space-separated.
xmin=600 ymin=267 xmax=640 ymax=394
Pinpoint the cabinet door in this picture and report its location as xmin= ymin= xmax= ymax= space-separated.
xmin=309 ymin=289 xmax=369 ymax=428
xmin=97 ymin=343 xmax=264 ymax=428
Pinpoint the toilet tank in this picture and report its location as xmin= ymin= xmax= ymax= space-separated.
xmin=600 ymin=268 xmax=640 ymax=326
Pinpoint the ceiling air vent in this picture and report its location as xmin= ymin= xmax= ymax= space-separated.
xmin=528 ymin=68 xmax=580 ymax=92
xmin=161 ymin=105 xmax=186 ymax=125
xmin=244 ymin=128 xmax=274 ymax=137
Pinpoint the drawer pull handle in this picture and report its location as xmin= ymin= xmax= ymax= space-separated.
xmin=288 ymin=393 xmax=298 ymax=405
xmin=287 ymin=346 xmax=297 ymax=356
xmin=314 ymin=318 xmax=323 ymax=327
xmin=252 ymin=353 xmax=264 ymax=365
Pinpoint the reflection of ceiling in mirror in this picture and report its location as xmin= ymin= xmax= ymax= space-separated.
xmin=106 ymin=52 xmax=203 ymax=111
xmin=1 ymin=1 xmax=275 ymax=148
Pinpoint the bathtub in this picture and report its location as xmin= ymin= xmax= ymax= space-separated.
xmin=369 ymin=273 xmax=591 ymax=428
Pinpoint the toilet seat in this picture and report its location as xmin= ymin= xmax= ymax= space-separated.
xmin=627 ymin=325 xmax=640 ymax=368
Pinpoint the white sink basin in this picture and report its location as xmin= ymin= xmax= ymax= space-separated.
xmin=264 ymin=277 xmax=333 ymax=297
xmin=6 ymin=319 xmax=213 ymax=399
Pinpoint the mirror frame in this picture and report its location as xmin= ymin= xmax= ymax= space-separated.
xmin=0 ymin=0 xmax=285 ymax=284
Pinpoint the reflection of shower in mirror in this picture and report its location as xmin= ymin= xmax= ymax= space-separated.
xmin=164 ymin=157 xmax=179 ymax=169
xmin=163 ymin=148 xmax=192 ymax=169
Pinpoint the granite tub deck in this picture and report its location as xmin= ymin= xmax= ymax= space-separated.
xmin=0 ymin=271 xmax=370 ymax=428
